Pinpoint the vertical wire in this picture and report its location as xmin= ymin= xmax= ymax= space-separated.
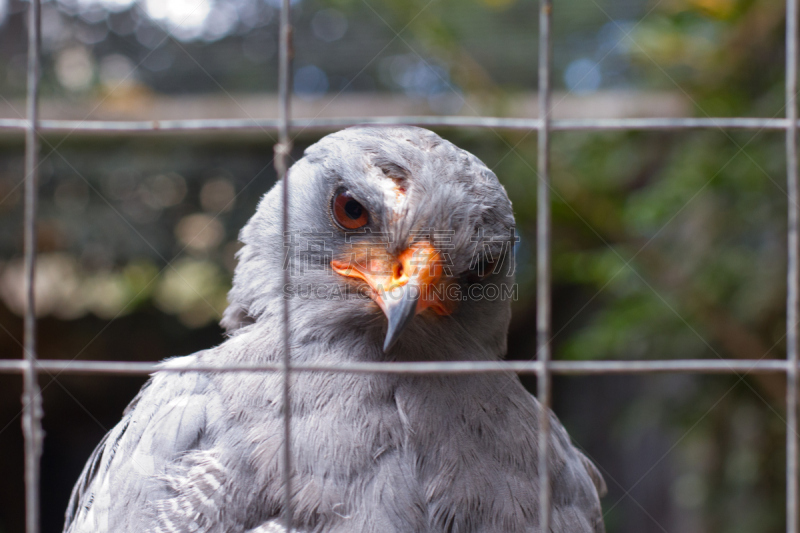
xmin=536 ymin=0 xmax=553 ymax=530
xmin=788 ymin=0 xmax=799 ymax=530
xmin=275 ymin=0 xmax=294 ymax=531
xmin=21 ymin=1 xmax=42 ymax=533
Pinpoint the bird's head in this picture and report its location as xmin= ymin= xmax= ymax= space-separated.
xmin=223 ymin=126 xmax=516 ymax=361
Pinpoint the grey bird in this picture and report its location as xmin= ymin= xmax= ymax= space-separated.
xmin=64 ymin=126 xmax=606 ymax=533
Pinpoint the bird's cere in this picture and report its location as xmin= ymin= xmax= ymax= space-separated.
xmin=331 ymin=240 xmax=453 ymax=351
xmin=331 ymin=241 xmax=450 ymax=315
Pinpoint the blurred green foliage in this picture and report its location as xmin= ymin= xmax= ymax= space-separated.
xmin=498 ymin=1 xmax=789 ymax=530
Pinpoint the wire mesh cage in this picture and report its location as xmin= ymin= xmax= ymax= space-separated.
xmin=1 ymin=0 xmax=799 ymax=532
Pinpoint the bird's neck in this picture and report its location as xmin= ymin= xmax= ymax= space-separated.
xmin=224 ymin=312 xmax=507 ymax=367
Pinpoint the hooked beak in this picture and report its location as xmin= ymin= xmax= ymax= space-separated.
xmin=381 ymin=282 xmax=420 ymax=352
xmin=331 ymin=241 xmax=453 ymax=352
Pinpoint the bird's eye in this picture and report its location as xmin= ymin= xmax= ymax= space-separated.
xmin=332 ymin=190 xmax=369 ymax=230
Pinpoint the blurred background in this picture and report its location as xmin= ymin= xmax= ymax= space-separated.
xmin=0 ymin=0 xmax=792 ymax=531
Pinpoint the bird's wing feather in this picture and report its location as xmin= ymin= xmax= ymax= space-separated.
xmin=576 ymin=448 xmax=608 ymax=497
xmin=64 ymin=353 xmax=217 ymax=533
xmin=546 ymin=409 xmax=607 ymax=533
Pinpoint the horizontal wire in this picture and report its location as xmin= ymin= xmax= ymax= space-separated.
xmin=0 ymin=116 xmax=788 ymax=134
xmin=552 ymin=117 xmax=788 ymax=130
xmin=0 ymin=358 xmax=788 ymax=375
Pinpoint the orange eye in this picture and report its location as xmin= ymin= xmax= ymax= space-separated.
xmin=332 ymin=190 xmax=369 ymax=229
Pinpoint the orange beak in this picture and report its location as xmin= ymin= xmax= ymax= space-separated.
xmin=331 ymin=241 xmax=453 ymax=352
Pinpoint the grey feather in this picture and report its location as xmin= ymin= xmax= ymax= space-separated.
xmin=65 ymin=126 xmax=605 ymax=533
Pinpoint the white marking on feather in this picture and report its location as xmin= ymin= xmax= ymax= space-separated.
xmin=204 ymin=456 xmax=225 ymax=472
xmin=179 ymin=496 xmax=195 ymax=515
xmin=189 ymin=481 xmax=216 ymax=508
xmin=245 ymin=522 xmax=288 ymax=533
xmin=161 ymin=515 xmax=180 ymax=533
xmin=163 ymin=474 xmax=181 ymax=490
xmin=332 ymin=502 xmax=352 ymax=519
xmin=202 ymin=471 xmax=222 ymax=491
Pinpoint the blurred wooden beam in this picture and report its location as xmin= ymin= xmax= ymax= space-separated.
xmin=0 ymin=91 xmax=691 ymax=140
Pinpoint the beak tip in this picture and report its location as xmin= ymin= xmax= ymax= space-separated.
xmin=382 ymin=316 xmax=405 ymax=353
xmin=382 ymin=336 xmax=394 ymax=353
xmin=380 ymin=285 xmax=420 ymax=353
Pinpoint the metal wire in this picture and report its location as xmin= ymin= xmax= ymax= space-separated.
xmin=0 ymin=116 xmax=792 ymax=134
xmin=12 ymin=1 xmax=800 ymax=532
xmin=0 ymin=358 xmax=791 ymax=375
xmin=276 ymin=0 xmax=294 ymax=531
xmin=788 ymin=0 xmax=799 ymax=530
xmin=536 ymin=0 xmax=553 ymax=530
xmin=21 ymin=2 xmax=42 ymax=533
